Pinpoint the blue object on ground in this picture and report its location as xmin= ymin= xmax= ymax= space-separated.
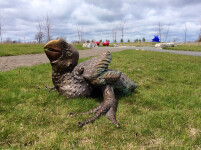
xmin=152 ymin=35 xmax=160 ymax=42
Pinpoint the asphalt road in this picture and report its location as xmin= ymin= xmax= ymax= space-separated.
xmin=0 ymin=46 xmax=201 ymax=72
xmin=129 ymin=46 xmax=201 ymax=57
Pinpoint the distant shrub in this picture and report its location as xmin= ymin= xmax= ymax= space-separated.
xmin=134 ymin=38 xmax=138 ymax=42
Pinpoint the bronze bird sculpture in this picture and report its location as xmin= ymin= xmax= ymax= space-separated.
xmin=44 ymin=39 xmax=137 ymax=127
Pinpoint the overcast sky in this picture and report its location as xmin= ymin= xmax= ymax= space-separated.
xmin=0 ymin=0 xmax=201 ymax=43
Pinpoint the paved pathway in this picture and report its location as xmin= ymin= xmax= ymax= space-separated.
xmin=0 ymin=47 xmax=128 ymax=72
xmin=130 ymin=46 xmax=201 ymax=57
xmin=1 ymin=46 xmax=201 ymax=72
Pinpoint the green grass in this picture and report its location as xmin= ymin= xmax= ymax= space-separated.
xmin=0 ymin=43 xmax=89 ymax=56
xmin=0 ymin=50 xmax=201 ymax=149
xmin=98 ymin=44 xmax=114 ymax=47
xmin=0 ymin=43 xmax=44 ymax=56
xmin=98 ymin=42 xmax=156 ymax=47
xmin=120 ymin=42 xmax=157 ymax=47
xmin=72 ymin=43 xmax=90 ymax=50
xmin=163 ymin=43 xmax=201 ymax=52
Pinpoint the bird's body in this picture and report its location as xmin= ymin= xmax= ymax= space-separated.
xmin=44 ymin=39 xmax=137 ymax=127
xmin=52 ymin=71 xmax=92 ymax=98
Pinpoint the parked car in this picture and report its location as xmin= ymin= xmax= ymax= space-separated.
xmin=102 ymin=41 xmax=109 ymax=46
xmin=94 ymin=41 xmax=100 ymax=46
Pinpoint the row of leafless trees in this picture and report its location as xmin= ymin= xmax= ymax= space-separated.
xmin=75 ymin=21 xmax=125 ymax=43
xmin=0 ymin=14 xmax=53 ymax=44
xmin=113 ymin=21 xmax=187 ymax=43
xmin=35 ymin=14 xmax=53 ymax=43
xmin=158 ymin=20 xmax=201 ymax=43
xmin=112 ymin=20 xmax=125 ymax=43
xmin=158 ymin=22 xmax=170 ymax=42
xmin=0 ymin=14 xmax=201 ymax=44
xmin=158 ymin=21 xmax=185 ymax=43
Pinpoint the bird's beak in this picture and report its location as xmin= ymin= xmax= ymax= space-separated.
xmin=44 ymin=39 xmax=61 ymax=51
xmin=44 ymin=40 xmax=62 ymax=62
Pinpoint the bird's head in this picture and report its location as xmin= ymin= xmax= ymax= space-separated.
xmin=44 ymin=39 xmax=79 ymax=72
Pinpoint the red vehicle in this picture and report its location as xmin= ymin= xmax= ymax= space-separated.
xmin=102 ymin=41 xmax=109 ymax=46
xmin=94 ymin=41 xmax=100 ymax=46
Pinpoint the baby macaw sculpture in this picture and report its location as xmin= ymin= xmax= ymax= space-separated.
xmin=44 ymin=39 xmax=137 ymax=128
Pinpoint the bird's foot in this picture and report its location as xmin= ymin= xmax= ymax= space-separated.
xmin=78 ymin=122 xmax=84 ymax=128
xmin=76 ymin=85 xmax=120 ymax=128
xmin=69 ymin=112 xmax=74 ymax=117
xmin=106 ymin=107 xmax=120 ymax=128
xmin=116 ymin=123 xmax=120 ymax=128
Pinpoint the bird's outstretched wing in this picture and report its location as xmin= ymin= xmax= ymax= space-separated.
xmin=73 ymin=52 xmax=121 ymax=85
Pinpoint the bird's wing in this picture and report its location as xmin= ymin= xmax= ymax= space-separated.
xmin=81 ymin=52 xmax=121 ymax=85
xmin=89 ymin=69 xmax=121 ymax=85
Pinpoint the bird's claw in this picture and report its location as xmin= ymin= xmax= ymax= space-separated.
xmin=78 ymin=122 xmax=84 ymax=127
xmin=69 ymin=112 xmax=74 ymax=117
xmin=116 ymin=123 xmax=120 ymax=128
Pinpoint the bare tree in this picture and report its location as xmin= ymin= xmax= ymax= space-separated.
xmin=197 ymin=20 xmax=201 ymax=42
xmin=112 ymin=28 xmax=115 ymax=42
xmin=80 ymin=30 xmax=83 ymax=42
xmin=199 ymin=20 xmax=201 ymax=34
xmin=158 ymin=22 xmax=163 ymax=42
xmin=35 ymin=20 xmax=44 ymax=43
xmin=45 ymin=14 xmax=53 ymax=42
xmin=183 ymin=24 xmax=187 ymax=43
xmin=6 ymin=38 xmax=12 ymax=43
xmin=112 ymin=27 xmax=117 ymax=43
xmin=119 ymin=20 xmax=125 ymax=43
xmin=0 ymin=17 xmax=2 ymax=44
xmin=165 ymin=25 xmax=170 ymax=42
xmin=76 ymin=24 xmax=83 ymax=43
xmin=199 ymin=20 xmax=201 ymax=39
xmin=23 ymin=36 xmax=26 ymax=43
xmin=173 ymin=38 xmax=178 ymax=43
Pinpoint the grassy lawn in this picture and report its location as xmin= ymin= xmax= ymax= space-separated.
xmin=120 ymin=42 xmax=156 ymax=47
xmin=163 ymin=43 xmax=201 ymax=52
xmin=0 ymin=43 xmax=88 ymax=57
xmin=98 ymin=44 xmax=114 ymax=47
xmin=0 ymin=50 xmax=200 ymax=149
xmin=99 ymin=42 xmax=156 ymax=47
xmin=98 ymin=42 xmax=156 ymax=47
xmin=73 ymin=43 xmax=90 ymax=51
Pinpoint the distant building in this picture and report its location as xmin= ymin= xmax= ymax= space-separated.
xmin=152 ymin=35 xmax=160 ymax=42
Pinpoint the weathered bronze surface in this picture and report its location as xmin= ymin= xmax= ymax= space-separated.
xmin=44 ymin=39 xmax=137 ymax=127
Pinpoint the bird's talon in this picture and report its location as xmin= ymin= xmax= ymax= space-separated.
xmin=78 ymin=122 xmax=84 ymax=127
xmin=116 ymin=123 xmax=120 ymax=128
xmin=69 ymin=112 xmax=74 ymax=117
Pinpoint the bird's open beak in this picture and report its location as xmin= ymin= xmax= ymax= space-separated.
xmin=44 ymin=40 xmax=62 ymax=62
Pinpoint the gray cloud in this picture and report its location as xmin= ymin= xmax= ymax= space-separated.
xmin=0 ymin=0 xmax=201 ymax=42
